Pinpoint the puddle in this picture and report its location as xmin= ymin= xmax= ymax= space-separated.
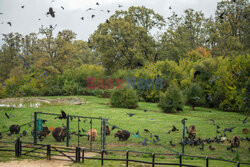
xmin=0 ymin=101 xmax=46 ymax=108
xmin=0 ymin=97 xmax=86 ymax=108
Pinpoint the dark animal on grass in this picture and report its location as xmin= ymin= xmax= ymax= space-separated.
xmin=87 ymin=129 xmax=97 ymax=141
xmin=188 ymin=125 xmax=196 ymax=140
xmin=114 ymin=130 xmax=130 ymax=141
xmin=52 ymin=127 xmax=69 ymax=142
xmin=242 ymin=128 xmax=248 ymax=134
xmin=9 ymin=125 xmax=20 ymax=134
xmin=105 ymin=125 xmax=110 ymax=136
xmin=231 ymin=135 xmax=240 ymax=148
xmin=31 ymin=127 xmax=50 ymax=139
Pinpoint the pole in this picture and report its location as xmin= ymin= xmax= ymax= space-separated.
xmin=47 ymin=145 xmax=51 ymax=160
xmin=66 ymin=115 xmax=69 ymax=147
xmin=34 ymin=112 xmax=37 ymax=144
xmin=181 ymin=119 xmax=187 ymax=154
xmin=126 ymin=151 xmax=129 ymax=167
xmin=90 ymin=118 xmax=92 ymax=150
xmin=78 ymin=117 xmax=80 ymax=147
xmin=152 ymin=153 xmax=155 ymax=167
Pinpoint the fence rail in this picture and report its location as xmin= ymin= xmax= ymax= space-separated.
xmin=0 ymin=140 xmax=250 ymax=167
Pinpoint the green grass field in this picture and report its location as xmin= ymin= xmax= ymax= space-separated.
xmin=0 ymin=96 xmax=249 ymax=167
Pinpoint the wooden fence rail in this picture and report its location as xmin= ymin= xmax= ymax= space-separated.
xmin=0 ymin=140 xmax=249 ymax=167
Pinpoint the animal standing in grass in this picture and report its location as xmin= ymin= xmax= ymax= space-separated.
xmin=188 ymin=125 xmax=196 ymax=140
xmin=88 ymin=129 xmax=97 ymax=141
xmin=105 ymin=125 xmax=110 ymax=136
xmin=9 ymin=125 xmax=20 ymax=134
xmin=231 ymin=135 xmax=240 ymax=147
xmin=52 ymin=127 xmax=68 ymax=142
xmin=114 ymin=130 xmax=130 ymax=141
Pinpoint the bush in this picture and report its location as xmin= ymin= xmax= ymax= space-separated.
xmin=158 ymin=82 xmax=184 ymax=113
xmin=110 ymin=86 xmax=138 ymax=109
xmin=186 ymin=83 xmax=204 ymax=110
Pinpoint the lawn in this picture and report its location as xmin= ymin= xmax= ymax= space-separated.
xmin=0 ymin=96 xmax=249 ymax=167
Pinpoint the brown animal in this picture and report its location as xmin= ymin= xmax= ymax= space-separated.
xmin=188 ymin=125 xmax=196 ymax=140
xmin=9 ymin=125 xmax=20 ymax=134
xmin=114 ymin=130 xmax=130 ymax=141
xmin=242 ymin=128 xmax=248 ymax=134
xmin=31 ymin=127 xmax=51 ymax=139
xmin=231 ymin=135 xmax=240 ymax=148
xmin=88 ymin=129 xmax=97 ymax=141
xmin=52 ymin=127 xmax=69 ymax=142
xmin=105 ymin=125 xmax=110 ymax=136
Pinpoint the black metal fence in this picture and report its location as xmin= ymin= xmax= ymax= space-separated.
xmin=1 ymin=139 xmax=250 ymax=167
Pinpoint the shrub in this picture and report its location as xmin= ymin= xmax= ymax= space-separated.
xmin=158 ymin=82 xmax=184 ymax=113
xmin=110 ymin=86 xmax=138 ymax=109
xmin=186 ymin=83 xmax=204 ymax=110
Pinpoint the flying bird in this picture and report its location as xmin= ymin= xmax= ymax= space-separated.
xmin=5 ymin=113 xmax=10 ymax=119
xmin=107 ymin=10 xmax=110 ymax=13
xmin=91 ymin=14 xmax=95 ymax=18
xmin=96 ymin=2 xmax=99 ymax=6
xmin=81 ymin=17 xmax=84 ymax=21
xmin=242 ymin=117 xmax=248 ymax=124
xmin=47 ymin=7 xmax=55 ymax=17
xmin=118 ymin=4 xmax=123 ymax=8
xmin=61 ymin=6 xmax=64 ymax=10
xmin=7 ymin=22 xmax=11 ymax=26
xmin=86 ymin=8 xmax=95 ymax=11
xmin=169 ymin=6 xmax=172 ymax=10
xmin=21 ymin=5 xmax=24 ymax=8
xmin=194 ymin=70 xmax=201 ymax=79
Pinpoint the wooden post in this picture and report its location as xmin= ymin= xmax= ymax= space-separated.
xmin=152 ymin=153 xmax=155 ymax=167
xmin=82 ymin=149 xmax=85 ymax=163
xmin=47 ymin=145 xmax=51 ymax=160
xmin=179 ymin=154 xmax=182 ymax=167
xmin=126 ymin=151 xmax=129 ymax=167
xmin=15 ymin=138 xmax=19 ymax=157
xmin=19 ymin=140 xmax=22 ymax=156
xmin=34 ymin=112 xmax=37 ymax=144
xmin=101 ymin=150 xmax=104 ymax=166
xmin=66 ymin=115 xmax=70 ymax=147
xmin=75 ymin=147 xmax=80 ymax=162
xmin=206 ymin=156 xmax=209 ymax=167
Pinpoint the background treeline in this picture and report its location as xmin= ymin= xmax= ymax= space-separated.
xmin=0 ymin=0 xmax=249 ymax=113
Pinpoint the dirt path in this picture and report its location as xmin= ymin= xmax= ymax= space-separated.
xmin=0 ymin=159 xmax=71 ymax=167
xmin=0 ymin=152 xmax=98 ymax=167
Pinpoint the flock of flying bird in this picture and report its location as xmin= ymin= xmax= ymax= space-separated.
xmin=0 ymin=1 xmax=127 ymax=28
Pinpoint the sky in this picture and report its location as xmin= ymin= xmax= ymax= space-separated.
xmin=0 ymin=0 xmax=222 ymax=45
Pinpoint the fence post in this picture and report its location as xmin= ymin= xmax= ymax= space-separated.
xmin=126 ymin=151 xmax=129 ymax=167
xmin=181 ymin=119 xmax=186 ymax=154
xmin=179 ymin=154 xmax=182 ymax=167
xmin=101 ymin=150 xmax=104 ymax=166
xmin=47 ymin=145 xmax=51 ymax=160
xmin=206 ymin=156 xmax=209 ymax=167
xmin=66 ymin=115 xmax=70 ymax=147
xmin=19 ymin=140 xmax=22 ymax=156
xmin=75 ymin=147 xmax=80 ymax=162
xmin=34 ymin=112 xmax=37 ymax=144
xmin=152 ymin=153 xmax=155 ymax=167
xmin=237 ymin=162 xmax=240 ymax=167
xmin=82 ymin=149 xmax=85 ymax=163
xmin=15 ymin=138 xmax=19 ymax=157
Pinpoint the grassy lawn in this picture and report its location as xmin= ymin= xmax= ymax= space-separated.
xmin=0 ymin=96 xmax=249 ymax=166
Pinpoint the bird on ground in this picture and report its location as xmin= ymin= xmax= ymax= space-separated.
xmin=210 ymin=119 xmax=215 ymax=124
xmin=170 ymin=141 xmax=175 ymax=147
xmin=167 ymin=130 xmax=171 ymax=134
xmin=127 ymin=113 xmax=135 ymax=117
xmin=199 ymin=142 xmax=204 ymax=150
xmin=141 ymin=139 xmax=147 ymax=146
xmin=154 ymin=135 xmax=160 ymax=141
xmin=223 ymin=127 xmax=236 ymax=133
xmin=135 ymin=130 xmax=139 ymax=135
xmin=144 ymin=109 xmax=147 ymax=112
xmin=22 ymin=130 xmax=27 ymax=136
xmin=82 ymin=128 xmax=86 ymax=132
xmin=209 ymin=145 xmax=215 ymax=151
xmin=171 ymin=125 xmax=179 ymax=132
xmin=217 ymin=125 xmax=220 ymax=129
xmin=144 ymin=129 xmax=150 ymax=133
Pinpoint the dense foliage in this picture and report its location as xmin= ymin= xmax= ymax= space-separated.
xmin=0 ymin=0 xmax=249 ymax=112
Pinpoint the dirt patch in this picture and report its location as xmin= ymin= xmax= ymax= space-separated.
xmin=0 ymin=152 xmax=98 ymax=167
xmin=0 ymin=159 xmax=71 ymax=167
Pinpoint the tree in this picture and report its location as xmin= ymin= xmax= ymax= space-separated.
xmin=186 ymin=83 xmax=203 ymax=110
xmin=90 ymin=18 xmax=156 ymax=73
